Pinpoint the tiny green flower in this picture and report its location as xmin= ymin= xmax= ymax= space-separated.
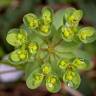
xmin=26 ymin=69 xmax=44 ymax=89
xmin=72 ymin=58 xmax=88 ymax=70
xmin=18 ymin=49 xmax=28 ymax=60
xmin=41 ymin=63 xmax=52 ymax=75
xmin=60 ymin=26 xmax=74 ymax=42
xmin=67 ymin=10 xmax=83 ymax=27
xmin=23 ymin=13 xmax=39 ymax=29
xmin=33 ymin=73 xmax=43 ymax=86
xmin=46 ymin=75 xmax=61 ymax=93
xmin=63 ymin=69 xmax=81 ymax=89
xmin=64 ymin=8 xmax=76 ymax=22
xmin=6 ymin=28 xmax=27 ymax=47
xmin=38 ymin=24 xmax=51 ymax=36
xmin=42 ymin=7 xmax=53 ymax=24
xmin=28 ymin=42 xmax=39 ymax=55
xmin=78 ymin=27 xmax=96 ymax=43
xmin=58 ymin=59 xmax=69 ymax=70
xmin=9 ymin=49 xmax=28 ymax=64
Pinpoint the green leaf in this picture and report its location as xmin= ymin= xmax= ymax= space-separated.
xmin=6 ymin=28 xmax=27 ymax=47
xmin=53 ymin=9 xmax=65 ymax=30
xmin=25 ymin=61 xmax=40 ymax=79
xmin=78 ymin=27 xmax=96 ymax=43
xmin=63 ymin=69 xmax=81 ymax=89
xmin=26 ymin=69 xmax=44 ymax=89
xmin=46 ymin=74 xmax=61 ymax=93
xmin=73 ymin=50 xmax=91 ymax=60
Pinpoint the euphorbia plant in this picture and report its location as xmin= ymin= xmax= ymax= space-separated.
xmin=5 ymin=7 xmax=96 ymax=93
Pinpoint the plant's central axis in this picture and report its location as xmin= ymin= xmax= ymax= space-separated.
xmin=48 ymin=44 xmax=55 ymax=54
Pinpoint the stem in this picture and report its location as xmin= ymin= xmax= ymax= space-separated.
xmin=61 ymin=83 xmax=84 ymax=96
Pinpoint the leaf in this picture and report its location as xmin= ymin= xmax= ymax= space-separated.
xmin=73 ymin=50 xmax=91 ymax=60
xmin=46 ymin=74 xmax=61 ymax=93
xmin=53 ymin=9 xmax=65 ymax=30
xmin=25 ymin=61 xmax=40 ymax=79
xmin=55 ymin=40 xmax=81 ymax=53
xmin=26 ymin=68 xmax=44 ymax=89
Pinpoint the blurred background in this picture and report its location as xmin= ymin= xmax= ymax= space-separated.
xmin=0 ymin=0 xmax=96 ymax=96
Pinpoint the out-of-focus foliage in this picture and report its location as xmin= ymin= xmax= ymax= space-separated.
xmin=0 ymin=0 xmax=12 ymax=7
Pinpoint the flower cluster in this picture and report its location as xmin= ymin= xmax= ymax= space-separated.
xmin=59 ymin=8 xmax=96 ymax=43
xmin=23 ymin=7 xmax=53 ymax=36
xmin=6 ymin=7 xmax=96 ymax=93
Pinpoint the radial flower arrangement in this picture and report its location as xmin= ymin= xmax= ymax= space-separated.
xmin=6 ymin=7 xmax=96 ymax=93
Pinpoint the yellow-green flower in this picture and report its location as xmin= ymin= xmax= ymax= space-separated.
xmin=58 ymin=59 xmax=69 ymax=70
xmin=67 ymin=10 xmax=83 ymax=27
xmin=72 ymin=58 xmax=88 ymax=70
xmin=41 ymin=63 xmax=52 ymax=75
xmin=28 ymin=42 xmax=39 ymax=55
xmin=6 ymin=28 xmax=27 ymax=47
xmin=23 ymin=13 xmax=39 ymax=29
xmin=46 ymin=75 xmax=61 ymax=93
xmin=42 ymin=7 xmax=53 ymax=24
xmin=61 ymin=26 xmax=74 ymax=42
xmin=26 ymin=69 xmax=44 ymax=89
xmin=9 ymin=49 xmax=28 ymax=64
xmin=63 ymin=69 xmax=81 ymax=89
xmin=39 ymin=24 xmax=51 ymax=36
xmin=78 ymin=27 xmax=95 ymax=43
